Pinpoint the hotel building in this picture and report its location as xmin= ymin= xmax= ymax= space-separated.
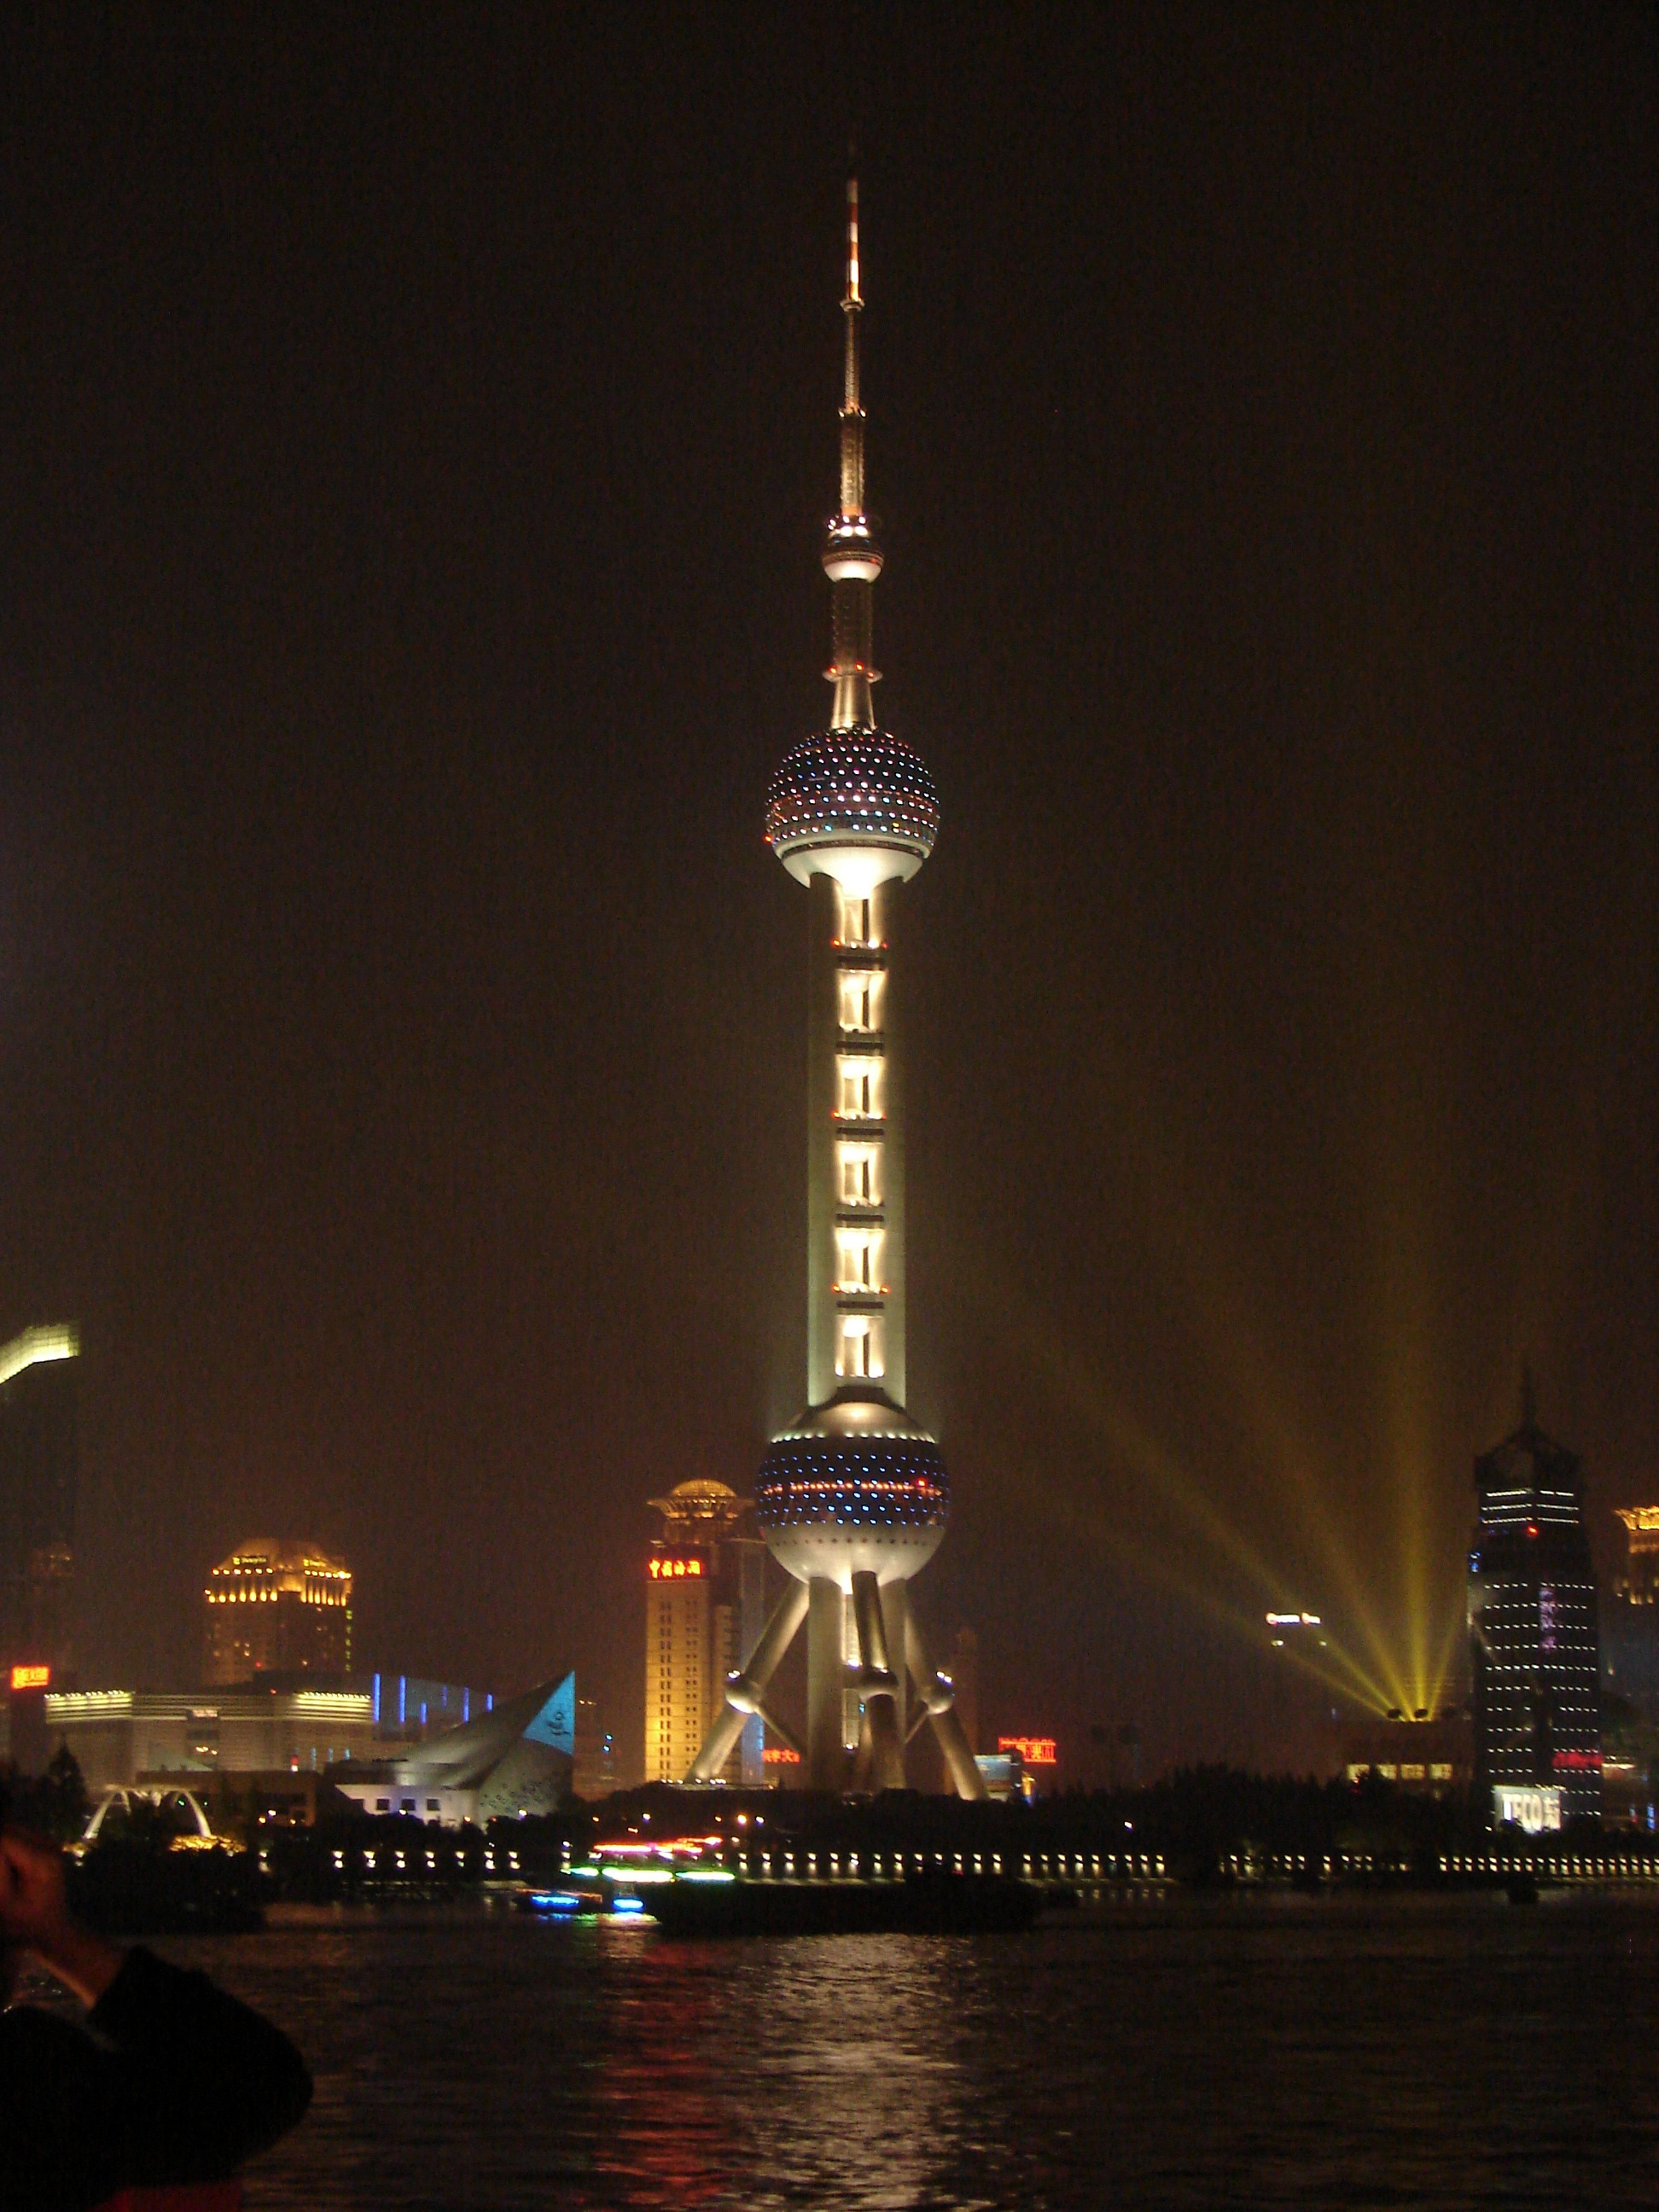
xmin=202 ymin=1537 xmax=353 ymax=1684
xmin=644 ymin=1481 xmax=765 ymax=1786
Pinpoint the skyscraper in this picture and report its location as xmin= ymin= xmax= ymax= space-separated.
xmin=1467 ymin=1382 xmax=1602 ymax=1826
xmin=0 ymin=1324 xmax=80 ymax=1677
xmin=202 ymin=1539 xmax=353 ymax=1684
xmin=690 ymin=182 xmax=982 ymax=1798
xmin=643 ymin=1481 xmax=765 ymax=1785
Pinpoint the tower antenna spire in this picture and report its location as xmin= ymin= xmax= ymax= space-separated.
xmin=845 ymin=170 xmax=861 ymax=310
xmin=822 ymin=171 xmax=883 ymax=728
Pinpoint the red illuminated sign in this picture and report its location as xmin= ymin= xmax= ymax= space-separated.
xmin=998 ymin=1736 xmax=1057 ymax=1766
xmin=762 ymin=1746 xmax=800 ymax=1765
xmin=649 ymin=1557 xmax=704 ymax=1580
xmin=1552 ymin=1749 xmax=1603 ymax=1770
xmin=9 ymin=1664 xmax=49 ymax=1691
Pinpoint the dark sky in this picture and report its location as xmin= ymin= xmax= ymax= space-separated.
xmin=1 ymin=4 xmax=1653 ymax=1773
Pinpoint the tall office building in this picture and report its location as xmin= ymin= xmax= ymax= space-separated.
xmin=689 ymin=183 xmax=982 ymax=1799
xmin=644 ymin=1481 xmax=765 ymax=1785
xmin=1264 ymin=1609 xmax=1342 ymax=1776
xmin=202 ymin=1538 xmax=353 ymax=1684
xmin=1467 ymin=1382 xmax=1602 ymax=1826
xmin=0 ymin=1324 xmax=80 ymax=1676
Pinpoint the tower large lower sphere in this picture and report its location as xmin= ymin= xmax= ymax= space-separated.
xmin=689 ymin=180 xmax=983 ymax=1801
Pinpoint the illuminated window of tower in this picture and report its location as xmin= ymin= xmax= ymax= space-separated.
xmin=840 ymin=1068 xmax=872 ymax=1116
xmin=842 ymin=895 xmax=870 ymax=945
xmin=841 ymin=1150 xmax=876 ymax=1204
xmin=838 ymin=1233 xmax=876 ymax=1289
xmin=841 ymin=974 xmax=876 ymax=1030
xmin=840 ymin=1317 xmax=880 ymax=1378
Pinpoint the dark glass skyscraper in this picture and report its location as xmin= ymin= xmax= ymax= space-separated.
xmin=1467 ymin=1385 xmax=1602 ymax=1826
xmin=0 ymin=1324 xmax=80 ymax=1676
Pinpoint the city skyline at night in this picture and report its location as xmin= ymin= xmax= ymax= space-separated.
xmin=0 ymin=9 xmax=1650 ymax=1780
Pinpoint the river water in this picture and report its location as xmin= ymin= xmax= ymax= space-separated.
xmin=164 ymin=1887 xmax=1658 ymax=2209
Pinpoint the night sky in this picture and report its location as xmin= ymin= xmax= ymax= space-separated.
xmin=2 ymin=6 xmax=1653 ymax=1773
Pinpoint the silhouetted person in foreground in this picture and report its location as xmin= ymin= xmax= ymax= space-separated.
xmin=0 ymin=1817 xmax=311 ymax=2211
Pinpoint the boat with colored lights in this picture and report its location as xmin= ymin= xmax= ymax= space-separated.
xmin=648 ymin=1870 xmax=1041 ymax=1937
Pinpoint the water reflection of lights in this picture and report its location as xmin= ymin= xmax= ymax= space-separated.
xmin=734 ymin=1940 xmax=980 ymax=2205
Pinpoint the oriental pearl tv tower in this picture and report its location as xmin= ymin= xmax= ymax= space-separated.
xmin=690 ymin=181 xmax=984 ymax=1799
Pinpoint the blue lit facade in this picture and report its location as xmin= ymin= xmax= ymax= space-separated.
xmin=757 ymin=1433 xmax=949 ymax=1532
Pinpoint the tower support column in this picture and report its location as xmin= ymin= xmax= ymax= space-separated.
xmin=806 ymin=1575 xmax=847 ymax=1790
xmin=806 ymin=874 xmax=841 ymax=1406
xmin=880 ymin=1576 xmax=911 ymax=1754
xmin=851 ymin=1570 xmax=906 ymax=1790
xmin=870 ymin=877 xmax=905 ymax=1406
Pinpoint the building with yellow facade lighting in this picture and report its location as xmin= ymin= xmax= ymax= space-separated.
xmin=202 ymin=1538 xmax=352 ymax=1685
xmin=643 ymin=1481 xmax=765 ymax=1786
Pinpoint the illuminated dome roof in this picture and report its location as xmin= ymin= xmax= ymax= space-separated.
xmin=756 ymin=1395 xmax=950 ymax=1587
xmin=765 ymin=726 xmax=939 ymax=888
xmin=649 ymin=1477 xmax=754 ymax=1528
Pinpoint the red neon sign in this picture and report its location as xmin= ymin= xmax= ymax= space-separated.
xmin=762 ymin=1746 xmax=800 ymax=1765
xmin=998 ymin=1736 xmax=1057 ymax=1766
xmin=9 ymin=1664 xmax=49 ymax=1691
xmin=1552 ymin=1749 xmax=1603 ymax=1770
xmin=649 ymin=1557 xmax=704 ymax=1580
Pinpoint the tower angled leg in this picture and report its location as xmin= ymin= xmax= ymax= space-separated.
xmin=881 ymin=1579 xmax=911 ymax=1755
xmin=851 ymin=1570 xmax=907 ymax=1791
xmin=687 ymin=1576 xmax=809 ymax=1783
xmin=849 ymin=1708 xmax=876 ymax=1795
xmin=906 ymin=1613 xmax=987 ymax=1802
xmin=806 ymin=1576 xmax=849 ymax=1791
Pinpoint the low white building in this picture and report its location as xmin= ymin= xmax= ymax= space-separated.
xmin=44 ymin=1685 xmax=379 ymax=1792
